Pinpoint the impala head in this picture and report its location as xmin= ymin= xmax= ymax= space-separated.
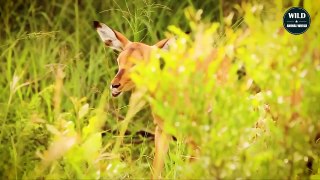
xmin=93 ymin=21 xmax=173 ymax=97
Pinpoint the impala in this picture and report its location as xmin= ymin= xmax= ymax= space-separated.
xmin=94 ymin=21 xmax=200 ymax=179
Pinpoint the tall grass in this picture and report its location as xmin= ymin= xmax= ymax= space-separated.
xmin=1 ymin=0 xmax=320 ymax=179
xmin=0 ymin=0 xmax=220 ymax=178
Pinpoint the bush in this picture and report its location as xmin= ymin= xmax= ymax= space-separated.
xmin=131 ymin=2 xmax=320 ymax=179
xmin=0 ymin=0 xmax=319 ymax=179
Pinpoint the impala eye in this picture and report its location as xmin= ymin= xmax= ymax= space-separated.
xmin=159 ymin=57 xmax=165 ymax=70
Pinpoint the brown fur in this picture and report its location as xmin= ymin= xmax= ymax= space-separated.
xmin=94 ymin=21 xmax=200 ymax=179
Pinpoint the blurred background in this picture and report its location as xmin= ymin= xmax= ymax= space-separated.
xmin=0 ymin=0 xmax=319 ymax=179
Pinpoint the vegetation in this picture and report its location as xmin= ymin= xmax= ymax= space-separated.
xmin=0 ymin=0 xmax=319 ymax=179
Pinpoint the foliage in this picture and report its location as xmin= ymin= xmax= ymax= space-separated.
xmin=0 ymin=0 xmax=319 ymax=179
xmin=132 ymin=1 xmax=320 ymax=178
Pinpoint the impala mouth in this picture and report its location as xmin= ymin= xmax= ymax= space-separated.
xmin=111 ymin=88 xmax=121 ymax=97
xmin=112 ymin=91 xmax=121 ymax=97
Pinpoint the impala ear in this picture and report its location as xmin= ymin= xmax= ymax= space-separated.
xmin=154 ymin=37 xmax=175 ymax=50
xmin=93 ymin=21 xmax=130 ymax=51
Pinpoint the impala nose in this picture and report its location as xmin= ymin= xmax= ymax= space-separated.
xmin=111 ymin=83 xmax=121 ymax=88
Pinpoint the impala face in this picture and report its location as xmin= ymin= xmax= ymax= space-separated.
xmin=109 ymin=42 xmax=151 ymax=97
xmin=93 ymin=21 xmax=173 ymax=97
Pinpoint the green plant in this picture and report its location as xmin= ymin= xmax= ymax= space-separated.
xmin=0 ymin=0 xmax=319 ymax=179
xmin=131 ymin=1 xmax=320 ymax=179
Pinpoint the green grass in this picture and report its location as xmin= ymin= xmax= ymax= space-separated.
xmin=0 ymin=0 xmax=221 ymax=178
xmin=1 ymin=0 xmax=320 ymax=179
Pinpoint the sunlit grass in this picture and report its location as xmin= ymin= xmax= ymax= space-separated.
xmin=1 ymin=0 xmax=320 ymax=179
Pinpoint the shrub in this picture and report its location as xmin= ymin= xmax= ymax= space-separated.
xmin=131 ymin=2 xmax=320 ymax=179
